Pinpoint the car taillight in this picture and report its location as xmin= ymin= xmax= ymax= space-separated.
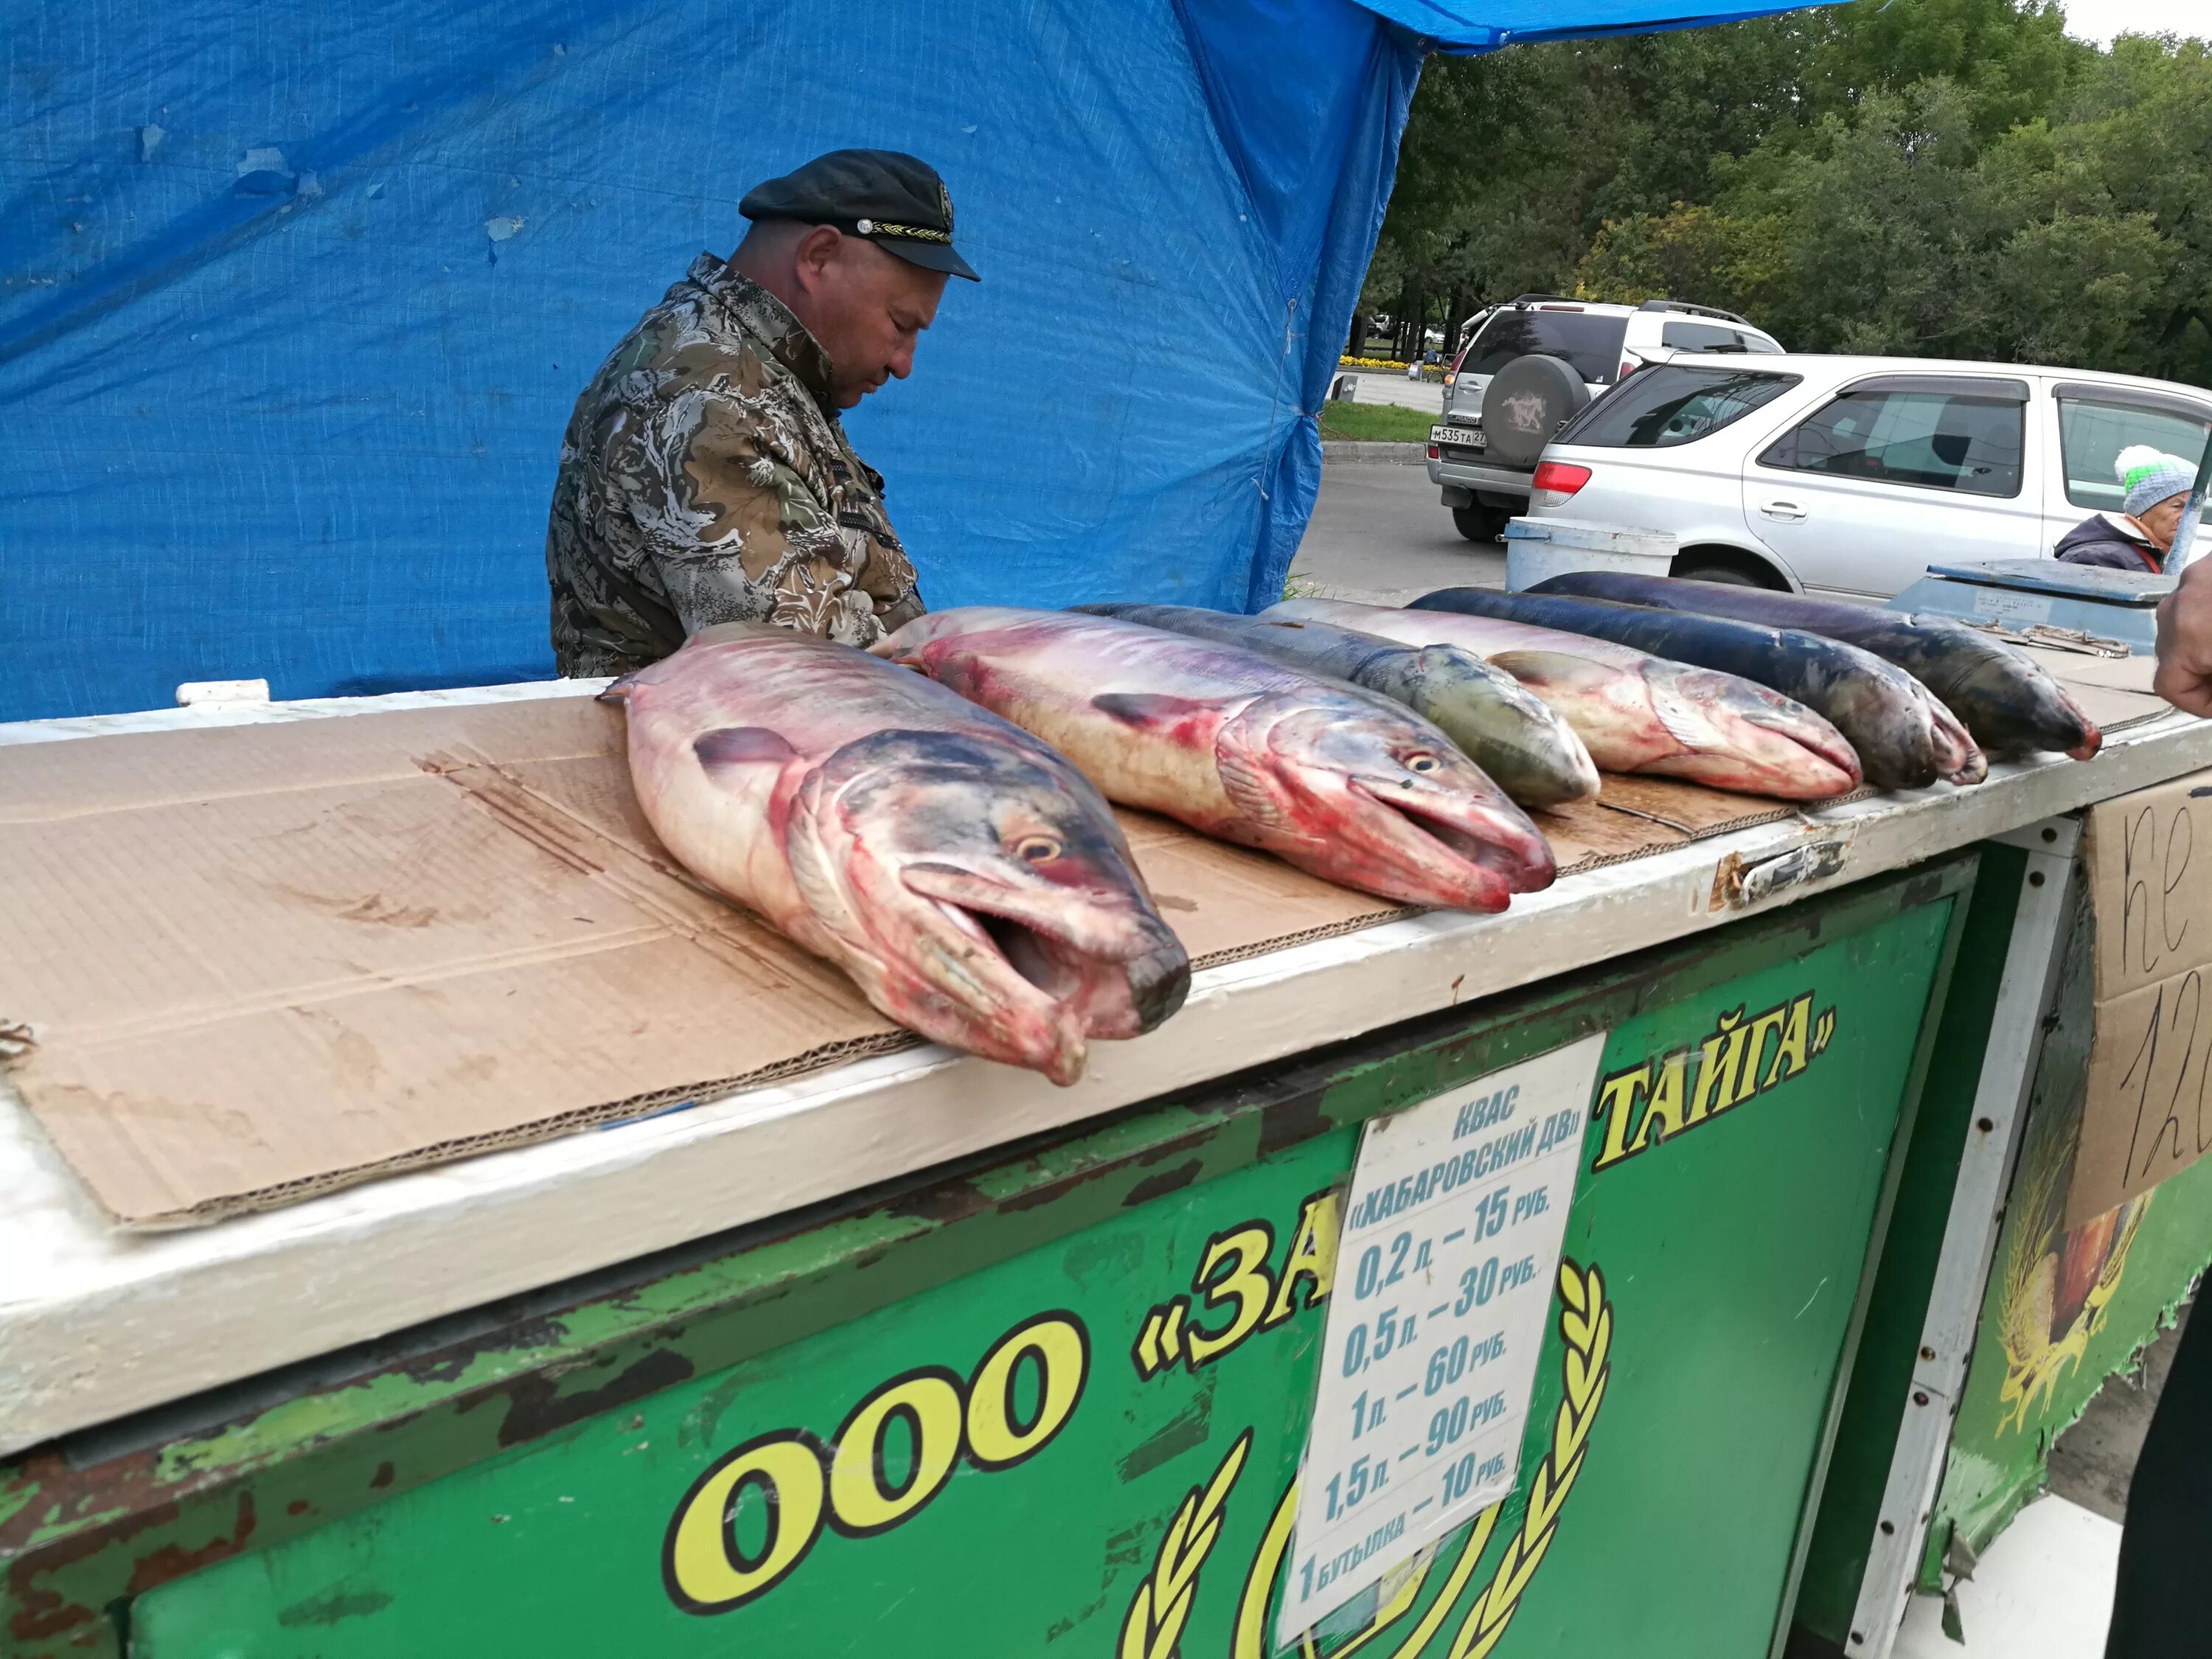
xmin=1426 ymin=444 xmax=1439 ymax=460
xmin=1531 ymin=462 xmax=1590 ymax=496
xmin=1442 ymin=372 xmax=1455 ymax=387
xmin=1618 ymin=358 xmax=1635 ymax=379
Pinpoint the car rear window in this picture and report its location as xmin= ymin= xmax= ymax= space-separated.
xmin=1660 ymin=319 xmax=1783 ymax=355
xmin=1462 ymin=310 xmax=1631 ymax=386
xmin=1554 ymin=365 xmax=1801 ymax=448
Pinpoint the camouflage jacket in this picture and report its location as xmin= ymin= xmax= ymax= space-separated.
xmin=544 ymin=254 xmax=924 ymax=677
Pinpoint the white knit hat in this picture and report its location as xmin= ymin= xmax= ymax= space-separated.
xmin=2117 ymin=445 xmax=2197 ymax=516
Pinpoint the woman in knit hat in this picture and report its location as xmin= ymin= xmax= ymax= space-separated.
xmin=2053 ymin=445 xmax=2199 ymax=571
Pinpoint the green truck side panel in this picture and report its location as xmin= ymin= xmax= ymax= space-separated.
xmin=119 ymin=888 xmax=1961 ymax=1659
xmin=1920 ymin=872 xmax=2212 ymax=1587
xmin=1790 ymin=844 xmax=2028 ymax=1644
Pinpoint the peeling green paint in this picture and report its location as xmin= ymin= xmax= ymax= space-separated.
xmin=275 ymin=1587 xmax=393 ymax=1627
xmin=0 ymin=1492 xmax=39 ymax=1536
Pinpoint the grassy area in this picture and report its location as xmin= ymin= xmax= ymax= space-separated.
xmin=1318 ymin=401 xmax=1434 ymax=443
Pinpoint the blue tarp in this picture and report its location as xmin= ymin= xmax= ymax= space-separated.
xmin=1 ymin=0 xmax=1815 ymax=721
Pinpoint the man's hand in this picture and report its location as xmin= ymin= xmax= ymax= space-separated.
xmin=2154 ymin=557 xmax=2212 ymax=717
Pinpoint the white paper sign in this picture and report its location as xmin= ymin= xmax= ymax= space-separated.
xmin=1969 ymin=585 xmax=2053 ymax=627
xmin=1276 ymin=1034 xmax=1605 ymax=1646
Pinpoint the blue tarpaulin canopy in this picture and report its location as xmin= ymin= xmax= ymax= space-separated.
xmin=1 ymin=0 xmax=1816 ymax=720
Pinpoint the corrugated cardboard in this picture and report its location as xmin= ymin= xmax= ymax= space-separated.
xmin=2072 ymin=766 xmax=2212 ymax=1222
xmin=2014 ymin=644 xmax=2169 ymax=738
xmin=0 ymin=692 xmax=1817 ymax=1227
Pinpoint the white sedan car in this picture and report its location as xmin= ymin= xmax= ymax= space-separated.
xmin=1523 ymin=352 xmax=2212 ymax=597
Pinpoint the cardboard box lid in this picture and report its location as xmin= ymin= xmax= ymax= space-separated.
xmin=0 ymin=696 xmax=1419 ymax=1225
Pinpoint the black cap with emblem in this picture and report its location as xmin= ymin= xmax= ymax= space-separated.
xmin=740 ymin=149 xmax=979 ymax=282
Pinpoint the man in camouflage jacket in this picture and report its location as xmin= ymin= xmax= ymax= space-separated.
xmin=545 ymin=150 xmax=978 ymax=677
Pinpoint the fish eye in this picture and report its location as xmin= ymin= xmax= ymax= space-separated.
xmin=1015 ymin=835 xmax=1062 ymax=864
xmin=1405 ymin=753 xmax=1441 ymax=773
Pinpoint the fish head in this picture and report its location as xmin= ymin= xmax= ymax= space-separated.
xmin=1955 ymin=654 xmax=2103 ymax=760
xmin=1220 ymin=692 xmax=1556 ymax=911
xmin=789 ymin=730 xmax=1189 ymax=1085
xmin=1407 ymin=645 xmax=1600 ymax=807
xmin=1638 ymin=661 xmax=1863 ymax=799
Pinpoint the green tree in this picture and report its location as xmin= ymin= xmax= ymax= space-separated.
xmin=1730 ymin=81 xmax=2012 ymax=354
xmin=1576 ymin=204 xmax=1790 ymax=318
xmin=1372 ymin=0 xmax=2210 ymax=386
xmin=1801 ymin=0 xmax=2087 ymax=136
xmin=2053 ymin=35 xmax=2212 ymax=381
xmin=1377 ymin=0 xmax=2092 ymax=314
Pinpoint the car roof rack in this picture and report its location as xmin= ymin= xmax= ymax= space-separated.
xmin=1636 ymin=297 xmax=1753 ymax=327
xmin=1506 ymin=293 xmax=1587 ymax=307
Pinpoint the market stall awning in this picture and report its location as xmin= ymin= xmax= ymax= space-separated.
xmin=0 ymin=0 xmax=1832 ymax=723
xmin=1355 ymin=0 xmax=1824 ymax=49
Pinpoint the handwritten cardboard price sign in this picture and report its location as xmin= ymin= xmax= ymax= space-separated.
xmin=2076 ymin=771 xmax=2212 ymax=1223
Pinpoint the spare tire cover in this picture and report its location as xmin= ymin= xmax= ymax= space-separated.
xmin=1480 ymin=354 xmax=1592 ymax=468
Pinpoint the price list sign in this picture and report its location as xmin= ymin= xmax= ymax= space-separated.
xmin=1278 ymin=1034 xmax=1604 ymax=1646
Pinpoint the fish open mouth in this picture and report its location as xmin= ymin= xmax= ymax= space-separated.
xmin=973 ymin=908 xmax=1079 ymax=998
xmin=902 ymin=863 xmax=1189 ymax=1036
xmin=958 ymin=904 xmax=1187 ymax=1034
xmin=913 ymin=885 xmax=1087 ymax=1004
xmin=1348 ymin=782 xmax=1551 ymax=906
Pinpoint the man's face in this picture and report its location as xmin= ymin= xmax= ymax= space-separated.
xmin=2140 ymin=493 xmax=2190 ymax=554
xmin=788 ymin=232 xmax=950 ymax=410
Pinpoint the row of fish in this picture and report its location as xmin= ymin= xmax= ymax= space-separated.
xmin=1264 ymin=597 xmax=1866 ymax=797
xmin=1523 ymin=570 xmax=2101 ymax=762
xmin=608 ymin=577 xmax=2101 ymax=1083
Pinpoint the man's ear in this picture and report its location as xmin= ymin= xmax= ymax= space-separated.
xmin=790 ymin=223 xmax=846 ymax=293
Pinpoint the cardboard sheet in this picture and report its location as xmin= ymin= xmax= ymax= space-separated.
xmin=0 ymin=694 xmax=1854 ymax=1227
xmin=2014 ymin=644 xmax=2169 ymax=738
xmin=2071 ymin=765 xmax=2212 ymax=1222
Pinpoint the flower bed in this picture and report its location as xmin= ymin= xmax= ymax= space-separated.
xmin=1337 ymin=355 xmax=1447 ymax=383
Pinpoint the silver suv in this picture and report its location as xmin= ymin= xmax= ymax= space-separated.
xmin=1428 ymin=296 xmax=1783 ymax=542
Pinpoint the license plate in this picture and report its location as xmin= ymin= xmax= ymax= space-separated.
xmin=1430 ymin=424 xmax=1485 ymax=450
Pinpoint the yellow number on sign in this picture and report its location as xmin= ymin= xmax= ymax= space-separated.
xmin=661 ymin=1431 xmax=829 ymax=1614
xmin=828 ymin=1368 xmax=965 ymax=1537
xmin=966 ymin=1312 xmax=1089 ymax=1469
xmin=1186 ymin=1224 xmax=1276 ymax=1367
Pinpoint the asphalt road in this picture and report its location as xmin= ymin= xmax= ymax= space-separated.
xmin=1287 ymin=458 xmax=1505 ymax=605
xmin=1335 ymin=370 xmax=1445 ymax=414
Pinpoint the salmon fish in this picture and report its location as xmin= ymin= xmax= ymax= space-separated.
xmin=1264 ymin=597 xmax=1861 ymax=800
xmin=1411 ymin=586 xmax=1985 ymax=791
xmin=874 ymin=608 xmax=1555 ymax=912
xmin=1528 ymin=571 xmax=2100 ymax=761
xmin=1074 ymin=602 xmax=1599 ymax=807
xmin=603 ymin=624 xmax=1189 ymax=1086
